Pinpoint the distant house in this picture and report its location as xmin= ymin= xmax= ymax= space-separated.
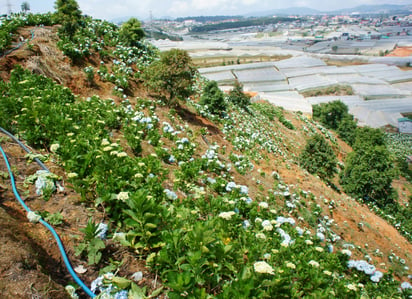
xmin=398 ymin=117 xmax=412 ymax=134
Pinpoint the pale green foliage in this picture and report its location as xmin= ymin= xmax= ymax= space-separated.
xmin=119 ymin=18 xmax=145 ymax=46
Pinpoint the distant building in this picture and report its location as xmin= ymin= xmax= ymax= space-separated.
xmin=398 ymin=117 xmax=412 ymax=134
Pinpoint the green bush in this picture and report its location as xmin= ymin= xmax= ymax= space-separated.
xmin=340 ymin=144 xmax=398 ymax=207
xmin=143 ymin=49 xmax=197 ymax=106
xmin=119 ymin=17 xmax=145 ymax=47
xmin=227 ymin=81 xmax=251 ymax=110
xmin=200 ymin=80 xmax=227 ymax=115
xmin=299 ymin=134 xmax=338 ymax=180
xmin=313 ymin=101 xmax=357 ymax=145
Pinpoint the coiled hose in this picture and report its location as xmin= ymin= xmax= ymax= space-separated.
xmin=0 ymin=130 xmax=95 ymax=298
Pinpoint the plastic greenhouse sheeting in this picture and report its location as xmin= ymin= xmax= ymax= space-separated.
xmin=307 ymin=95 xmax=364 ymax=106
xmin=244 ymin=82 xmax=291 ymax=93
xmin=199 ymin=62 xmax=277 ymax=74
xmin=202 ymin=71 xmax=236 ymax=84
xmin=234 ymin=68 xmax=286 ymax=83
xmin=326 ymin=74 xmax=386 ymax=85
xmin=274 ymin=56 xmax=326 ymax=70
xmin=288 ymin=75 xmax=337 ymax=92
xmin=351 ymin=84 xmax=410 ymax=99
xmin=349 ymin=106 xmax=403 ymax=128
xmin=260 ymin=92 xmax=312 ymax=114
xmin=393 ymin=82 xmax=412 ymax=92
xmin=353 ymin=98 xmax=412 ymax=114
xmin=363 ymin=69 xmax=412 ymax=84
xmin=280 ymin=66 xmax=339 ymax=78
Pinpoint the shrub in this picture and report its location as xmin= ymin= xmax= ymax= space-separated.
xmin=227 ymin=81 xmax=251 ymax=110
xmin=143 ymin=49 xmax=197 ymax=106
xmin=299 ymin=134 xmax=338 ymax=180
xmin=200 ymin=80 xmax=227 ymax=115
xmin=119 ymin=17 xmax=145 ymax=47
xmin=340 ymin=144 xmax=398 ymax=207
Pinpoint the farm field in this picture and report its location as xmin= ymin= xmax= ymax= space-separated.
xmin=0 ymin=10 xmax=411 ymax=299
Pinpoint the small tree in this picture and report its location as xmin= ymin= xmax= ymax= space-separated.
xmin=340 ymin=145 xmax=397 ymax=207
xmin=143 ymin=49 xmax=197 ymax=106
xmin=337 ymin=116 xmax=357 ymax=145
xmin=227 ymin=81 xmax=250 ymax=110
xmin=119 ymin=18 xmax=145 ymax=47
xmin=353 ymin=126 xmax=386 ymax=150
xmin=200 ymin=80 xmax=226 ymax=115
xmin=54 ymin=0 xmax=82 ymax=37
xmin=313 ymin=100 xmax=350 ymax=130
xmin=21 ymin=2 xmax=30 ymax=13
xmin=299 ymin=134 xmax=338 ymax=180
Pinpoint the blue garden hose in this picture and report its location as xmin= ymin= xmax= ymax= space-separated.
xmin=0 ymin=144 xmax=96 ymax=298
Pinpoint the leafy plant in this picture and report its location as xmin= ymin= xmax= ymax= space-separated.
xmin=340 ymin=144 xmax=398 ymax=207
xmin=119 ymin=17 xmax=145 ymax=46
xmin=227 ymin=80 xmax=251 ymax=110
xmin=75 ymin=218 xmax=106 ymax=265
xmin=299 ymin=134 xmax=338 ymax=180
xmin=143 ymin=49 xmax=197 ymax=106
xmin=199 ymin=80 xmax=227 ymax=115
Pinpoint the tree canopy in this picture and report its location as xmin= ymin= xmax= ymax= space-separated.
xmin=119 ymin=18 xmax=145 ymax=47
xmin=313 ymin=100 xmax=358 ymax=145
xmin=340 ymin=144 xmax=397 ymax=207
xmin=143 ymin=49 xmax=197 ymax=106
xmin=227 ymin=81 xmax=251 ymax=110
xmin=200 ymin=80 xmax=227 ymax=115
xmin=299 ymin=133 xmax=338 ymax=180
xmin=54 ymin=0 xmax=82 ymax=37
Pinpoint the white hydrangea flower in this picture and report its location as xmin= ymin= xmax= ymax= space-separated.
xmin=65 ymin=171 xmax=78 ymax=178
xmin=117 ymin=192 xmax=129 ymax=201
xmin=218 ymin=211 xmax=236 ymax=220
xmin=308 ymin=260 xmax=320 ymax=268
xmin=253 ymin=261 xmax=274 ymax=275
xmin=50 ymin=143 xmax=60 ymax=153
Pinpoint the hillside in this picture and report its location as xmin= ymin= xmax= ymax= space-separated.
xmin=0 ymin=12 xmax=411 ymax=299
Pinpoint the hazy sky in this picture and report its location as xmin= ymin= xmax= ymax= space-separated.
xmin=2 ymin=0 xmax=411 ymax=20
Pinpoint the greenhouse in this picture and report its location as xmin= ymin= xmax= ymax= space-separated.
xmin=349 ymin=106 xmax=403 ymax=128
xmin=274 ymin=56 xmax=326 ymax=70
xmin=199 ymin=56 xmax=412 ymax=126
xmin=260 ymin=92 xmax=312 ymax=114
xmin=351 ymin=84 xmax=410 ymax=99
xmin=288 ymin=75 xmax=338 ymax=92
xmin=234 ymin=67 xmax=286 ymax=84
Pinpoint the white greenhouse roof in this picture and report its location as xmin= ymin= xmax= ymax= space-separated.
xmin=234 ymin=68 xmax=286 ymax=84
xmin=274 ymin=56 xmax=326 ymax=70
xmin=288 ymin=75 xmax=337 ymax=92
xmin=351 ymin=84 xmax=410 ymax=99
xmin=260 ymin=92 xmax=312 ymax=114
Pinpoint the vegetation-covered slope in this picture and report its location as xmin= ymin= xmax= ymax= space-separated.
xmin=0 ymin=6 xmax=411 ymax=299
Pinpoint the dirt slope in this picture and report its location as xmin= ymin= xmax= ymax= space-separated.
xmin=0 ymin=25 xmax=411 ymax=298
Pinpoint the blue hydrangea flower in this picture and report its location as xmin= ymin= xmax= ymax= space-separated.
xmin=96 ymin=223 xmax=108 ymax=239
xmin=114 ymin=290 xmax=129 ymax=299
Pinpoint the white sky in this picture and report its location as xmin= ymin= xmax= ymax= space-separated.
xmin=2 ymin=0 xmax=411 ymax=20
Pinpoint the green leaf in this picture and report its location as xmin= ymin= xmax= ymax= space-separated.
xmin=112 ymin=276 xmax=132 ymax=289
xmin=74 ymin=243 xmax=86 ymax=256
xmin=144 ymin=223 xmax=157 ymax=229
xmin=129 ymin=283 xmax=148 ymax=299
xmin=149 ymin=286 xmax=164 ymax=298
